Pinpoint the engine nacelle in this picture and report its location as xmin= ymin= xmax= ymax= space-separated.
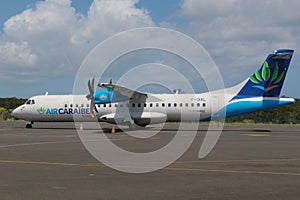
xmin=94 ymin=89 xmax=113 ymax=104
xmin=99 ymin=112 xmax=167 ymax=127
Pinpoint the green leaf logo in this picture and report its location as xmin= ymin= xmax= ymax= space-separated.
xmin=250 ymin=75 xmax=260 ymax=84
xmin=37 ymin=107 xmax=46 ymax=114
xmin=274 ymin=68 xmax=286 ymax=84
xmin=261 ymin=61 xmax=270 ymax=81
xmin=249 ymin=62 xmax=285 ymax=92
xmin=255 ymin=71 xmax=263 ymax=82
xmin=270 ymin=62 xmax=279 ymax=82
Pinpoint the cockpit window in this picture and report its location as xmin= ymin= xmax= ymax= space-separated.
xmin=25 ymin=99 xmax=35 ymax=105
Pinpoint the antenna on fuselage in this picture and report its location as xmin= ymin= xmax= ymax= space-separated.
xmin=173 ymin=89 xmax=182 ymax=95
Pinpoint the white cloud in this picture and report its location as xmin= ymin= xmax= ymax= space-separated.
xmin=71 ymin=0 xmax=154 ymax=46
xmin=180 ymin=0 xmax=300 ymax=85
xmin=1 ymin=0 xmax=299 ymax=97
xmin=3 ymin=0 xmax=78 ymax=42
xmin=0 ymin=41 xmax=37 ymax=67
xmin=0 ymin=0 xmax=154 ymax=83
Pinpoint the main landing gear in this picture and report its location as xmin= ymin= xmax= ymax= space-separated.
xmin=25 ymin=121 xmax=34 ymax=128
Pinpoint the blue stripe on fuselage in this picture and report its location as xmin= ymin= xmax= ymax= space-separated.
xmin=222 ymin=98 xmax=295 ymax=118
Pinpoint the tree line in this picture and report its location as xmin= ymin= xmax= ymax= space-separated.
xmin=0 ymin=97 xmax=26 ymax=121
xmin=0 ymin=97 xmax=299 ymax=124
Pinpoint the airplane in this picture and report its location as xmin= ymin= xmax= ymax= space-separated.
xmin=12 ymin=49 xmax=295 ymax=129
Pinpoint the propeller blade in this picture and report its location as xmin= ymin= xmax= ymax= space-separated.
xmin=87 ymin=77 xmax=97 ymax=115
xmin=90 ymin=100 xmax=94 ymax=115
xmin=88 ymin=79 xmax=94 ymax=94
xmin=92 ymin=77 xmax=95 ymax=91
xmin=88 ymin=80 xmax=91 ymax=94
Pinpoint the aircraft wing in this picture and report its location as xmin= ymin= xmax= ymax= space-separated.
xmin=98 ymin=83 xmax=162 ymax=102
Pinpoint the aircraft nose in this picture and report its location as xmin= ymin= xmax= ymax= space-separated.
xmin=11 ymin=106 xmax=22 ymax=118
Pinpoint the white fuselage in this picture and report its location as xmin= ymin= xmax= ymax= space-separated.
xmin=12 ymin=92 xmax=227 ymax=124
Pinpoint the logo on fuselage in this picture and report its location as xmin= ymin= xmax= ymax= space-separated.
xmin=249 ymin=61 xmax=285 ymax=92
xmin=37 ymin=107 xmax=90 ymax=115
xmin=100 ymin=94 xmax=107 ymax=100
xmin=37 ymin=107 xmax=46 ymax=115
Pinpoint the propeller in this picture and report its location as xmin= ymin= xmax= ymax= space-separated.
xmin=86 ymin=77 xmax=98 ymax=115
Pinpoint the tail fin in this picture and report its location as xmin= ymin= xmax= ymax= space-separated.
xmin=232 ymin=49 xmax=294 ymax=100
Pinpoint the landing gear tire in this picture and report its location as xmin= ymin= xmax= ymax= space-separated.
xmin=26 ymin=124 xmax=32 ymax=129
xmin=25 ymin=121 xmax=33 ymax=128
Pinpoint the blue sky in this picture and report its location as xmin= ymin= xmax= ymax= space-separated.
xmin=0 ymin=0 xmax=299 ymax=98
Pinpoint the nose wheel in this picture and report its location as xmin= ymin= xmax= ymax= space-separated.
xmin=25 ymin=121 xmax=33 ymax=128
xmin=26 ymin=124 xmax=32 ymax=128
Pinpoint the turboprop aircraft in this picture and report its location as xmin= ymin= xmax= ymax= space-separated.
xmin=12 ymin=49 xmax=295 ymax=128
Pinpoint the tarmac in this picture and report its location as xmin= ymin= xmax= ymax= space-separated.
xmin=0 ymin=121 xmax=299 ymax=200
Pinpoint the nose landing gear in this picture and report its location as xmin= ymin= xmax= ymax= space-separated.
xmin=25 ymin=121 xmax=34 ymax=128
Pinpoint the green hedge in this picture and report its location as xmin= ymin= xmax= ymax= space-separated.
xmin=0 ymin=98 xmax=26 ymax=121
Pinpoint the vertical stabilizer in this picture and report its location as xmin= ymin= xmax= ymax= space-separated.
xmin=232 ymin=49 xmax=293 ymax=100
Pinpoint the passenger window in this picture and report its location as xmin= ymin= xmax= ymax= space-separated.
xmin=76 ymin=104 xmax=79 ymax=107
xmin=203 ymin=103 xmax=206 ymax=107
xmin=132 ymin=103 xmax=135 ymax=107
xmin=150 ymin=103 xmax=153 ymax=107
xmin=185 ymin=103 xmax=188 ymax=107
xmin=138 ymin=103 xmax=141 ymax=108
xmin=31 ymin=100 xmax=35 ymax=104
xmin=70 ymin=104 xmax=73 ymax=108
xmin=174 ymin=103 xmax=177 ymax=107
xmin=168 ymin=103 xmax=171 ymax=107
xmin=65 ymin=104 xmax=68 ymax=108
xmin=81 ymin=104 xmax=84 ymax=107
xmin=179 ymin=103 xmax=183 ymax=107
xmin=115 ymin=104 xmax=118 ymax=107
xmin=197 ymin=103 xmax=200 ymax=107
xmin=109 ymin=104 xmax=112 ymax=107
xmin=120 ymin=104 xmax=123 ymax=108
xmin=87 ymin=104 xmax=89 ymax=107
xmin=97 ymin=104 xmax=100 ymax=108
xmin=162 ymin=103 xmax=165 ymax=107
xmin=104 ymin=104 xmax=106 ymax=108
xmin=144 ymin=103 xmax=147 ymax=107
xmin=191 ymin=103 xmax=194 ymax=107
xmin=156 ymin=103 xmax=159 ymax=107
xmin=26 ymin=100 xmax=31 ymax=105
